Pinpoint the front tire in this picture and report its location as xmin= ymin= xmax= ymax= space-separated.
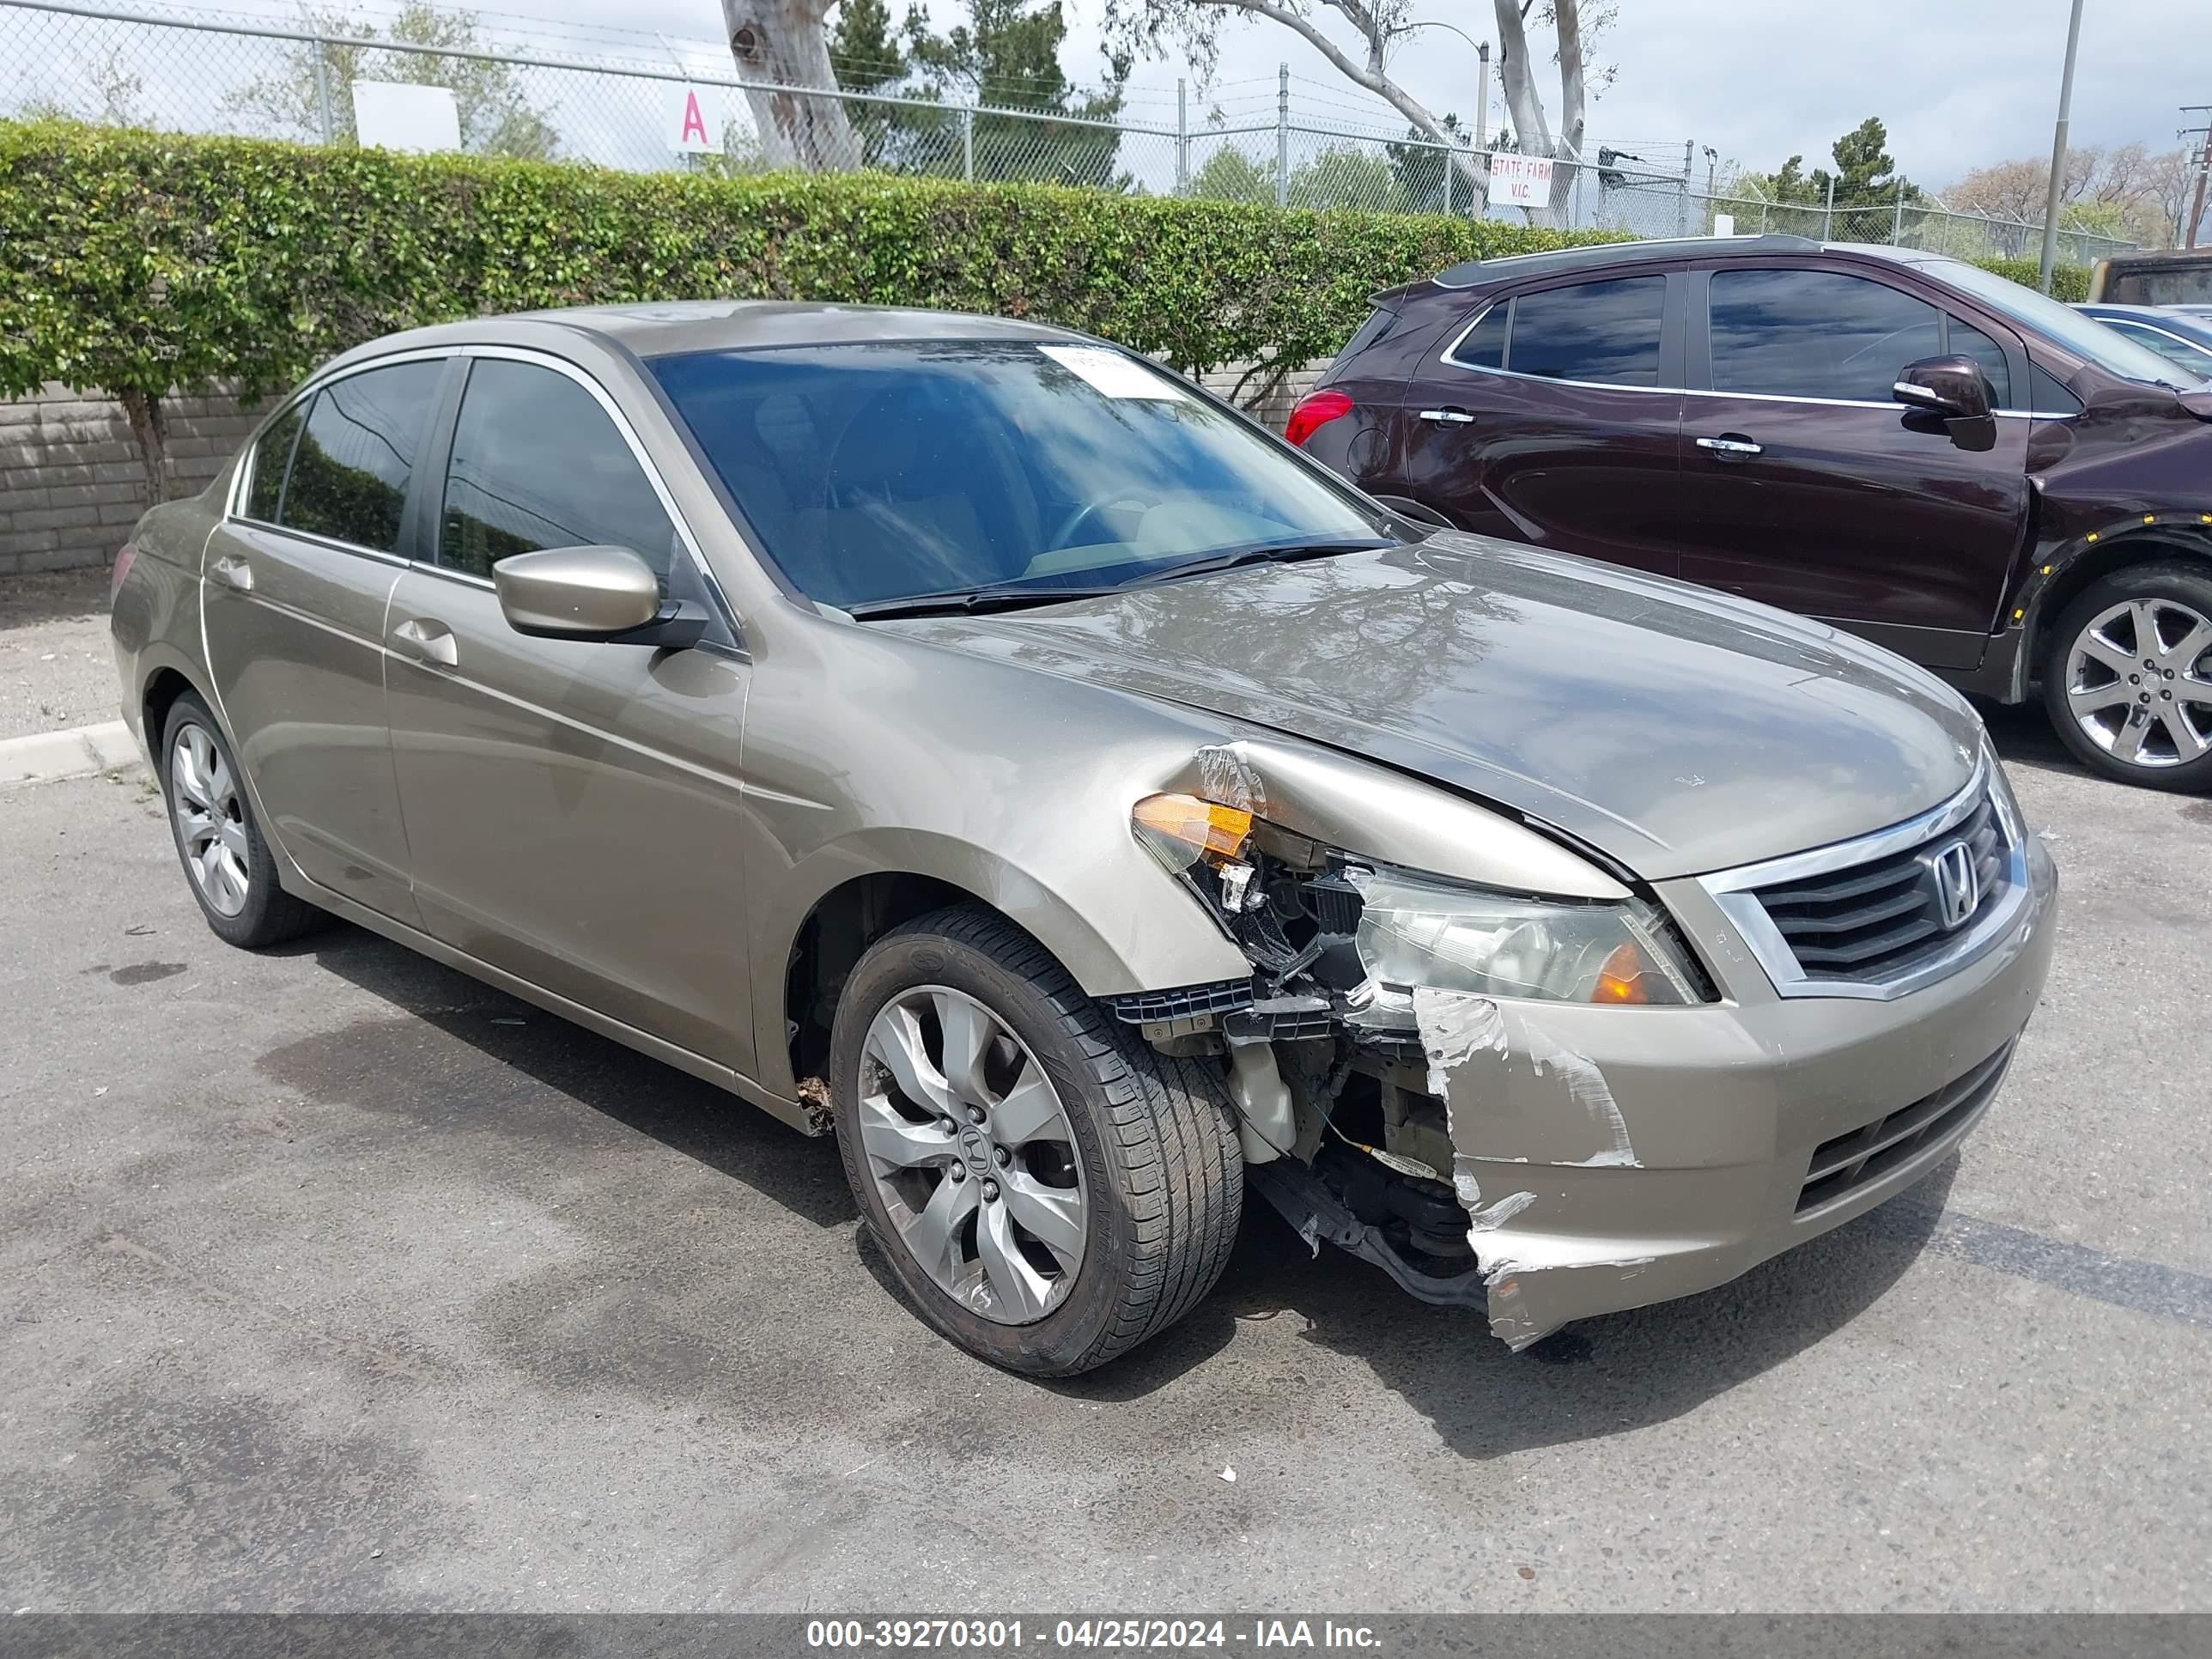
xmin=2042 ymin=562 xmax=2212 ymax=792
xmin=830 ymin=905 xmax=1243 ymax=1376
xmin=159 ymin=692 xmax=328 ymax=948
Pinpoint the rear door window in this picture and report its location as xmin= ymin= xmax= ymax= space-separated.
xmin=1504 ymin=276 xmax=1666 ymax=386
xmin=438 ymin=359 xmax=678 ymax=587
xmin=244 ymin=401 xmax=307 ymax=524
xmin=276 ymin=361 xmax=445 ymax=553
xmin=1708 ymin=269 xmax=1940 ymax=402
xmin=1448 ymin=303 xmax=1509 ymax=370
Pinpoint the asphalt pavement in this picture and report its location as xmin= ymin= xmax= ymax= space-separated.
xmin=1 ymin=698 xmax=2206 ymax=1613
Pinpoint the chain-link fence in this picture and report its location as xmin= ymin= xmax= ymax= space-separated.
xmin=3 ymin=0 xmax=2136 ymax=268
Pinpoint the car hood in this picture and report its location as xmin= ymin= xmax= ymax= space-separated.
xmin=887 ymin=534 xmax=1984 ymax=880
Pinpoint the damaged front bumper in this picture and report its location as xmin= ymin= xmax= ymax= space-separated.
xmin=1130 ymin=832 xmax=2057 ymax=1350
xmin=1374 ymin=834 xmax=2057 ymax=1347
xmin=1115 ymin=738 xmax=2060 ymax=1350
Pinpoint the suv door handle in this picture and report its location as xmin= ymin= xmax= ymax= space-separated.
xmin=1695 ymin=434 xmax=1764 ymax=459
xmin=1418 ymin=407 xmax=1476 ymax=425
xmin=210 ymin=553 xmax=254 ymax=592
xmin=391 ymin=617 xmax=459 ymax=667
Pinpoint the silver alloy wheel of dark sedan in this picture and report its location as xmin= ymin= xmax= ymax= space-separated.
xmin=857 ymin=985 xmax=1087 ymax=1323
xmin=168 ymin=721 xmax=252 ymax=916
xmin=2063 ymin=596 xmax=2212 ymax=769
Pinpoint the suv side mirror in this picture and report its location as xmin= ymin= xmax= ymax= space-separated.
xmin=1893 ymin=356 xmax=1996 ymax=451
xmin=494 ymin=545 xmax=708 ymax=649
xmin=1893 ymin=356 xmax=1993 ymax=422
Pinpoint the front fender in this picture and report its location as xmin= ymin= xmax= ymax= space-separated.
xmin=748 ymin=823 xmax=1251 ymax=1097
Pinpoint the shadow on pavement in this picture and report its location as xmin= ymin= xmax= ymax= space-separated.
xmin=278 ymin=921 xmax=854 ymax=1230
xmin=1973 ymin=696 xmax=2081 ymax=778
xmin=1057 ymin=1160 xmax=1952 ymax=1456
xmin=276 ymin=912 xmax=1955 ymax=1460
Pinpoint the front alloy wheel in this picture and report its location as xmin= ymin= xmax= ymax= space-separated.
xmin=2045 ymin=563 xmax=2212 ymax=792
xmin=856 ymin=985 xmax=1087 ymax=1323
xmin=830 ymin=905 xmax=1243 ymax=1376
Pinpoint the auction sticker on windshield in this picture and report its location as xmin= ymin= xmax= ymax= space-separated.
xmin=1038 ymin=344 xmax=1188 ymax=400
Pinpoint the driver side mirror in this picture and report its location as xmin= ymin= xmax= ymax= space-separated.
xmin=494 ymin=545 xmax=709 ymax=649
xmin=1893 ymin=356 xmax=1996 ymax=452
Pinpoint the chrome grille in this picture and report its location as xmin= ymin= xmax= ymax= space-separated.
xmin=1752 ymin=794 xmax=2008 ymax=985
xmin=1698 ymin=756 xmax=2033 ymax=1001
xmin=1797 ymin=1042 xmax=2014 ymax=1215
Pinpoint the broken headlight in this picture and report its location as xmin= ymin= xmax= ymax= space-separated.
xmin=1350 ymin=868 xmax=1704 ymax=1006
xmin=1132 ymin=792 xmax=1706 ymax=1007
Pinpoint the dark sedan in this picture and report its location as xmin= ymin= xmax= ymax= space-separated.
xmin=1296 ymin=236 xmax=2212 ymax=791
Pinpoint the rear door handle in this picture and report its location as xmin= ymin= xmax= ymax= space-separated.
xmin=391 ymin=617 xmax=458 ymax=667
xmin=1695 ymin=434 xmax=1763 ymax=459
xmin=210 ymin=553 xmax=253 ymax=592
xmin=1419 ymin=407 xmax=1476 ymax=425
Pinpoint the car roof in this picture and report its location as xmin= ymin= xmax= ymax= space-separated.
xmin=1415 ymin=234 xmax=1935 ymax=297
xmin=323 ymin=300 xmax=1085 ymax=374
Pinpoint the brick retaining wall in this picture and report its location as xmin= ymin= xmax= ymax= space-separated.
xmin=0 ymin=386 xmax=255 ymax=578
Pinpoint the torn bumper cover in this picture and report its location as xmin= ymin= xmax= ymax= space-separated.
xmin=1382 ymin=842 xmax=2058 ymax=1348
xmin=1127 ymin=735 xmax=2060 ymax=1349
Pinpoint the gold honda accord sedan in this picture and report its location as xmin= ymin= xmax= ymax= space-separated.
xmin=110 ymin=301 xmax=2057 ymax=1375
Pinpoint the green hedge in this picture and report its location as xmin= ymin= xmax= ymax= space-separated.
xmin=1978 ymin=256 xmax=2090 ymax=303
xmin=0 ymin=118 xmax=1621 ymax=413
xmin=0 ymin=118 xmax=2095 ymax=495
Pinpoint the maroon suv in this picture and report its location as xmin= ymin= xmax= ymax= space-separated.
xmin=1293 ymin=234 xmax=2212 ymax=790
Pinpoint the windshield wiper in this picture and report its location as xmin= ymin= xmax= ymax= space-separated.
xmin=1133 ymin=538 xmax=1396 ymax=587
xmin=844 ymin=582 xmax=1123 ymax=621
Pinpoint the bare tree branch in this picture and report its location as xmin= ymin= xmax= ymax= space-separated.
xmin=1209 ymin=0 xmax=1485 ymax=185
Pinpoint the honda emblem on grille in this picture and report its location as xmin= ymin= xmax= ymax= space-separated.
xmin=1926 ymin=838 xmax=1979 ymax=931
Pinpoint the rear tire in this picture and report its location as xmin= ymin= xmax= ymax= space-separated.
xmin=158 ymin=692 xmax=328 ymax=948
xmin=830 ymin=904 xmax=1243 ymax=1376
xmin=2042 ymin=562 xmax=2212 ymax=793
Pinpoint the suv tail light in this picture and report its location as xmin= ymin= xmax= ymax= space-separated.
xmin=111 ymin=541 xmax=137 ymax=603
xmin=1285 ymin=389 xmax=1354 ymax=448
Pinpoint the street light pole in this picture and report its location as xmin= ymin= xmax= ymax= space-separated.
xmin=2036 ymin=0 xmax=2087 ymax=294
xmin=1386 ymin=18 xmax=1491 ymax=208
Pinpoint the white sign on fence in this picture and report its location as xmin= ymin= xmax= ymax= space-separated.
xmin=1488 ymin=152 xmax=1555 ymax=209
xmin=350 ymin=81 xmax=460 ymax=153
xmin=667 ymin=87 xmax=717 ymax=153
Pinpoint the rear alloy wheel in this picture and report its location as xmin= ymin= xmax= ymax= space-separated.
xmin=159 ymin=693 xmax=328 ymax=948
xmin=2044 ymin=563 xmax=2212 ymax=792
xmin=830 ymin=905 xmax=1243 ymax=1376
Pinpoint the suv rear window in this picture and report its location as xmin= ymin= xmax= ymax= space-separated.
xmin=1502 ymin=277 xmax=1666 ymax=386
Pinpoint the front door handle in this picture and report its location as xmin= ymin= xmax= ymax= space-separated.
xmin=210 ymin=553 xmax=253 ymax=592
xmin=1694 ymin=434 xmax=1764 ymax=459
xmin=390 ymin=617 xmax=459 ymax=667
xmin=1419 ymin=407 xmax=1476 ymax=425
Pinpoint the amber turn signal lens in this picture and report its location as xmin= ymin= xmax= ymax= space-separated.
xmin=1590 ymin=941 xmax=1654 ymax=1004
xmin=1132 ymin=792 xmax=1253 ymax=865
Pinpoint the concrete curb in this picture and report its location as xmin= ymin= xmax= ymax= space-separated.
xmin=0 ymin=720 xmax=141 ymax=787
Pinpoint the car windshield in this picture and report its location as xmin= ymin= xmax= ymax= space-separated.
xmin=648 ymin=340 xmax=1387 ymax=611
xmin=1928 ymin=258 xmax=2203 ymax=389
